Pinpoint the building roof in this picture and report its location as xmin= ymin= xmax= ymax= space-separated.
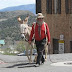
xmin=0 ymin=40 xmax=5 ymax=44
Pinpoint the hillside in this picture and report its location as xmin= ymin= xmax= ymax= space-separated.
xmin=0 ymin=10 xmax=36 ymax=44
xmin=0 ymin=10 xmax=35 ymax=19
xmin=0 ymin=4 xmax=36 ymax=14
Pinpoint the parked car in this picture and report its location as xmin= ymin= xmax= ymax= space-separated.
xmin=17 ymin=53 xmax=25 ymax=56
xmin=17 ymin=49 xmax=37 ymax=56
xmin=32 ymin=49 xmax=37 ymax=55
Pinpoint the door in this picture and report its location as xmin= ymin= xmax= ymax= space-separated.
xmin=53 ymin=38 xmax=59 ymax=54
xmin=70 ymin=41 xmax=72 ymax=53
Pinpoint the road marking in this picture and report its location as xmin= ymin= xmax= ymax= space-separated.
xmin=0 ymin=60 xmax=6 ymax=64
xmin=51 ymin=61 xmax=72 ymax=66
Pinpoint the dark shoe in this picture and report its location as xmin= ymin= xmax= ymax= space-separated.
xmin=41 ymin=59 xmax=45 ymax=64
xmin=35 ymin=64 xmax=40 ymax=67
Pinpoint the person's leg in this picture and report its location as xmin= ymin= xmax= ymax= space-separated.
xmin=36 ymin=51 xmax=42 ymax=65
xmin=35 ymin=39 xmax=46 ymax=66
xmin=41 ymin=55 xmax=45 ymax=64
xmin=36 ymin=44 xmax=45 ymax=65
xmin=35 ymin=45 xmax=42 ymax=67
xmin=40 ymin=44 xmax=45 ymax=64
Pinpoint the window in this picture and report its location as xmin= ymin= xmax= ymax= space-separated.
xmin=70 ymin=0 xmax=72 ymax=14
xmin=65 ymin=0 xmax=69 ymax=14
xmin=46 ymin=0 xmax=52 ymax=14
xmin=53 ymin=0 xmax=61 ymax=14
xmin=36 ymin=0 xmax=41 ymax=14
xmin=46 ymin=0 xmax=61 ymax=14
xmin=65 ymin=0 xmax=72 ymax=14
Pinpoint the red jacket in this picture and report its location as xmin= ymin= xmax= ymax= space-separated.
xmin=29 ymin=22 xmax=50 ymax=42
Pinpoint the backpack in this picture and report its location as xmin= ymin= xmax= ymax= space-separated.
xmin=33 ymin=22 xmax=47 ymax=35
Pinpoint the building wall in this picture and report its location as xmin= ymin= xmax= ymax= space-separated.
xmin=36 ymin=0 xmax=72 ymax=53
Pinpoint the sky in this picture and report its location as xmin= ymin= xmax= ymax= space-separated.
xmin=0 ymin=0 xmax=35 ymax=9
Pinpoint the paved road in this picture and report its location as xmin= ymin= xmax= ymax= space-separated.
xmin=0 ymin=53 xmax=72 ymax=72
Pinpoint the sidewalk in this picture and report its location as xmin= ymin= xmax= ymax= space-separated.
xmin=0 ymin=53 xmax=72 ymax=72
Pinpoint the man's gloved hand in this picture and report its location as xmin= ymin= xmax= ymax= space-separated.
xmin=47 ymin=42 xmax=50 ymax=45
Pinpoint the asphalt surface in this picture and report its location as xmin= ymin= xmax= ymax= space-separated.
xmin=0 ymin=53 xmax=72 ymax=72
